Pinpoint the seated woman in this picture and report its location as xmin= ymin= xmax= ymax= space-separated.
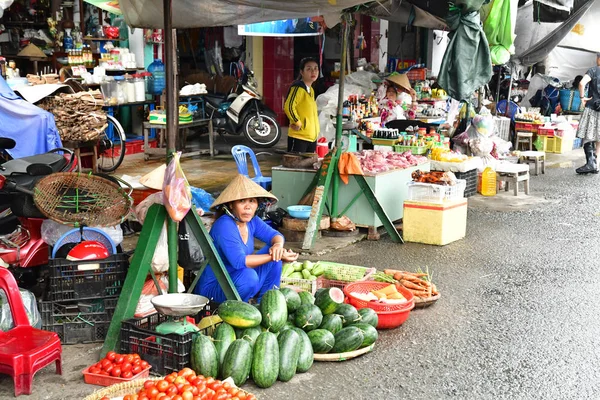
xmin=194 ymin=174 xmax=298 ymax=303
xmin=378 ymin=74 xmax=418 ymax=127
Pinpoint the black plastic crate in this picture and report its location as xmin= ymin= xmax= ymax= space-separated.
xmin=120 ymin=301 xmax=220 ymax=376
xmin=455 ymin=169 xmax=477 ymax=198
xmin=48 ymin=253 xmax=129 ymax=301
xmin=40 ymin=297 xmax=117 ymax=344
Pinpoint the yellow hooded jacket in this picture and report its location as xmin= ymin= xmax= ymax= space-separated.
xmin=284 ymin=81 xmax=319 ymax=143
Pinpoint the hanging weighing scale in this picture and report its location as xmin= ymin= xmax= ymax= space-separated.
xmin=151 ymin=293 xmax=209 ymax=335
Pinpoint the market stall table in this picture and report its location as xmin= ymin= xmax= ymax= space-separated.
xmin=272 ymin=161 xmax=430 ymax=232
xmin=142 ymin=118 xmax=215 ymax=160
xmin=62 ymin=140 xmax=100 ymax=173
xmin=519 ymin=151 xmax=545 ymax=175
xmin=496 ymin=163 xmax=530 ymax=196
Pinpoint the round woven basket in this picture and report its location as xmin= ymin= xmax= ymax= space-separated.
xmin=82 ymin=377 xmax=161 ymax=400
xmin=313 ymin=344 xmax=375 ymax=362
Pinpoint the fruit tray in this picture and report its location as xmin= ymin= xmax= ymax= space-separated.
xmin=82 ymin=365 xmax=151 ymax=387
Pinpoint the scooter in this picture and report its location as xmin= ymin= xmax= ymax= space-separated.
xmin=0 ymin=138 xmax=77 ymax=295
xmin=204 ymin=64 xmax=282 ymax=148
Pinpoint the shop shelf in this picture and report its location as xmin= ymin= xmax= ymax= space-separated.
xmin=48 ymin=253 xmax=129 ymax=302
xmin=40 ymin=297 xmax=117 ymax=344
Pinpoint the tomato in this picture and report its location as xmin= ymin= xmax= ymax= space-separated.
xmin=144 ymin=380 xmax=156 ymax=390
xmin=124 ymin=395 xmax=133 ymax=400
xmin=140 ymin=361 xmax=151 ymax=370
xmin=147 ymin=387 xmax=159 ymax=399
xmin=245 ymin=395 xmax=256 ymax=400
xmin=125 ymin=354 xmax=135 ymax=364
xmin=190 ymin=377 xmax=204 ymax=387
xmin=104 ymin=364 xmax=114 ymax=374
xmin=88 ymin=367 xmax=101 ymax=375
xmin=132 ymin=353 xmax=141 ymax=360
xmin=175 ymin=382 xmax=186 ymax=392
xmin=165 ymin=374 xmax=176 ymax=384
xmin=156 ymin=380 xmax=170 ymax=393
xmin=214 ymin=392 xmax=229 ymax=400
xmin=166 ymin=385 xmax=179 ymax=396
xmin=121 ymin=362 xmax=133 ymax=372
xmin=156 ymin=393 xmax=167 ymax=400
xmin=111 ymin=367 xmax=122 ymax=377
xmin=106 ymin=351 xmax=117 ymax=361
xmin=209 ymin=382 xmax=223 ymax=392
xmin=172 ymin=396 xmax=183 ymax=400
xmin=101 ymin=396 xmax=110 ymax=400
xmin=132 ymin=365 xmax=142 ymax=375
xmin=115 ymin=355 xmax=125 ymax=364
xmin=181 ymin=390 xmax=194 ymax=400
xmin=178 ymin=368 xmax=194 ymax=377
xmin=101 ymin=359 xmax=112 ymax=369
xmin=122 ymin=370 xmax=134 ymax=379
xmin=236 ymin=392 xmax=247 ymax=400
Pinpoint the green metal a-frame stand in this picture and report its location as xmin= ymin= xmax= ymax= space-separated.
xmin=301 ymin=14 xmax=403 ymax=250
xmin=101 ymin=204 xmax=240 ymax=357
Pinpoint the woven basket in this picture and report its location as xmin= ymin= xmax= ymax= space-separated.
xmin=82 ymin=377 xmax=161 ymax=400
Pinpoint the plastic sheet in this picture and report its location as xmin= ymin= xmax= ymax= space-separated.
xmin=0 ymin=288 xmax=41 ymax=331
xmin=41 ymin=219 xmax=123 ymax=247
xmin=163 ymin=152 xmax=191 ymax=222
xmin=190 ymin=186 xmax=215 ymax=213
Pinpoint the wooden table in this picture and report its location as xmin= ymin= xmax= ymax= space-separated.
xmin=142 ymin=119 xmax=214 ymax=160
xmin=62 ymin=140 xmax=99 ymax=173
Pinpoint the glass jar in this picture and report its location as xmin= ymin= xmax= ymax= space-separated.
xmin=141 ymin=72 xmax=154 ymax=100
xmin=113 ymin=75 xmax=126 ymax=105
xmin=124 ymin=75 xmax=136 ymax=103
xmin=100 ymin=76 xmax=116 ymax=106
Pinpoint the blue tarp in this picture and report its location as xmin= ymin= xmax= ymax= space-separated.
xmin=0 ymin=77 xmax=62 ymax=158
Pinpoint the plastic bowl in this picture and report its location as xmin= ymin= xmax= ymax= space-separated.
xmin=374 ymin=305 xmax=415 ymax=329
xmin=287 ymin=205 xmax=312 ymax=219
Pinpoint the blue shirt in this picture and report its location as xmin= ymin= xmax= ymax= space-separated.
xmin=199 ymin=214 xmax=283 ymax=283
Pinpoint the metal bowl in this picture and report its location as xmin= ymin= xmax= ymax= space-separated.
xmin=151 ymin=293 xmax=209 ymax=317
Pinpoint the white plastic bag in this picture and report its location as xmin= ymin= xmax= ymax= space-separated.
xmin=135 ymin=193 xmax=169 ymax=273
xmin=134 ymin=274 xmax=186 ymax=317
xmin=0 ymin=288 xmax=41 ymax=331
xmin=41 ymin=219 xmax=123 ymax=247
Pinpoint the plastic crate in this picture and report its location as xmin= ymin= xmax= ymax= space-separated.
xmin=131 ymin=188 xmax=160 ymax=206
xmin=371 ymin=138 xmax=398 ymax=146
xmin=121 ymin=313 xmax=209 ymax=376
xmin=393 ymin=145 xmax=428 ymax=155
xmin=515 ymin=122 xmax=541 ymax=134
xmin=407 ymin=179 xmax=466 ymax=203
xmin=82 ymin=365 xmax=151 ymax=387
xmin=40 ymin=297 xmax=116 ymax=344
xmin=454 ymin=169 xmax=477 ymax=198
xmin=48 ymin=254 xmax=129 ymax=302
xmin=493 ymin=116 xmax=511 ymax=142
xmin=551 ymin=136 xmax=574 ymax=154
xmin=318 ymin=262 xmax=376 ymax=291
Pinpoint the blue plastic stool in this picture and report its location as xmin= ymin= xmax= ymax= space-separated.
xmin=496 ymin=100 xmax=521 ymax=122
xmin=231 ymin=145 xmax=272 ymax=190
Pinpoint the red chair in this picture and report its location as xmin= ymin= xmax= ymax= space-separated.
xmin=0 ymin=268 xmax=62 ymax=396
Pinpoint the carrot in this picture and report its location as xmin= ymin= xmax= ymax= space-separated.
xmin=431 ymin=283 xmax=438 ymax=295
xmin=400 ymin=280 xmax=427 ymax=291
xmin=393 ymin=272 xmax=403 ymax=281
xmin=406 ymin=288 xmax=430 ymax=297
xmin=384 ymin=269 xmax=403 ymax=276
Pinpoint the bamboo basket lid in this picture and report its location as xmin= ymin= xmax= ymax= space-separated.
xmin=313 ymin=344 xmax=375 ymax=362
xmin=82 ymin=378 xmax=161 ymax=400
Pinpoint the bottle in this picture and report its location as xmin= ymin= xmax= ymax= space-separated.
xmin=147 ymin=59 xmax=165 ymax=95
xmin=479 ymin=167 xmax=496 ymax=197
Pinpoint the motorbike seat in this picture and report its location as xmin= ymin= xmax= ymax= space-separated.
xmin=204 ymin=94 xmax=228 ymax=109
xmin=1 ymin=153 xmax=67 ymax=189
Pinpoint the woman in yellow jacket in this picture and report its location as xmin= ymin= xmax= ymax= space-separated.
xmin=284 ymin=57 xmax=320 ymax=153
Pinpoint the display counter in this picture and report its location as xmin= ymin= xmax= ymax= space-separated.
xmin=272 ymin=162 xmax=430 ymax=229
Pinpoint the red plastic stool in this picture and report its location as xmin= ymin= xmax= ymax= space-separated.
xmin=0 ymin=268 xmax=62 ymax=397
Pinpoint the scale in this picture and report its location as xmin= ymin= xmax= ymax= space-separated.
xmin=151 ymin=293 xmax=209 ymax=335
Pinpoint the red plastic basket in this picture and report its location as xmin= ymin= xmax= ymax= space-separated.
xmin=82 ymin=365 xmax=151 ymax=386
xmin=344 ymin=281 xmax=414 ymax=312
xmin=375 ymin=306 xmax=415 ymax=329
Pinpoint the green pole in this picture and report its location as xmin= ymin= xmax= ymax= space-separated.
xmin=331 ymin=14 xmax=351 ymax=220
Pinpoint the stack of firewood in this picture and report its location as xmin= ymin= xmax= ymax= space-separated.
xmin=39 ymin=90 xmax=107 ymax=142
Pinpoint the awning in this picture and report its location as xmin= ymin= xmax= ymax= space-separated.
xmin=83 ymin=0 xmax=122 ymax=15
xmin=118 ymin=0 xmax=371 ymax=29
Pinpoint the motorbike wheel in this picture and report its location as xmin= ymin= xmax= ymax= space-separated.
xmin=242 ymin=112 xmax=281 ymax=148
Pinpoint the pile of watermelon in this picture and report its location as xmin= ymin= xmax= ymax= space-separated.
xmin=191 ymin=287 xmax=379 ymax=390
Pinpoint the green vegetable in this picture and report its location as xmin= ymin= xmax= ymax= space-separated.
xmin=302 ymin=260 xmax=314 ymax=271
xmin=312 ymin=262 xmax=326 ymax=277
xmin=289 ymin=272 xmax=304 ymax=280
xmin=293 ymin=261 xmax=304 ymax=272
xmin=282 ymin=263 xmax=295 ymax=278
xmin=301 ymin=269 xmax=316 ymax=280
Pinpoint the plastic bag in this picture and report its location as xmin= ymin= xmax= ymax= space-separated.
xmin=41 ymin=219 xmax=123 ymax=247
xmin=0 ymin=288 xmax=41 ymax=331
xmin=135 ymin=193 xmax=169 ymax=273
xmin=178 ymin=216 xmax=205 ymax=271
xmin=190 ymin=186 xmax=215 ymax=213
xmin=163 ymin=152 xmax=191 ymax=222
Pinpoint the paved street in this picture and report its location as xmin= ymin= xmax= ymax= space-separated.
xmin=2 ymin=150 xmax=599 ymax=400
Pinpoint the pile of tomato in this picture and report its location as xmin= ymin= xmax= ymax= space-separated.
xmin=99 ymin=368 xmax=256 ymax=400
xmin=88 ymin=351 xmax=150 ymax=379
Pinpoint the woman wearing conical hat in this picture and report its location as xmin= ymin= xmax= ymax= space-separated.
xmin=193 ymin=175 xmax=298 ymax=303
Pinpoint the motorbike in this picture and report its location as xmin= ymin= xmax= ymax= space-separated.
xmin=0 ymin=138 xmax=77 ymax=295
xmin=204 ymin=64 xmax=282 ymax=148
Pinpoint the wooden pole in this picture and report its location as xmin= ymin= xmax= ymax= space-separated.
xmin=163 ymin=0 xmax=179 ymax=294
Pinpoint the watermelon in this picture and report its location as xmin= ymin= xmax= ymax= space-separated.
xmin=234 ymin=327 xmax=245 ymax=339
xmin=190 ymin=333 xmax=219 ymax=378
xmin=319 ymin=314 xmax=343 ymax=334
xmin=298 ymin=291 xmax=315 ymax=306
xmin=279 ymin=287 xmax=302 ymax=313
xmin=260 ymin=289 xmax=288 ymax=332
xmin=332 ymin=326 xmax=364 ymax=353
xmin=221 ymin=339 xmax=253 ymax=386
xmin=280 ymin=321 xmax=295 ymax=331
xmin=241 ymin=327 xmax=262 ymax=347
xmin=218 ymin=300 xmax=262 ymax=328
xmin=213 ymin=323 xmax=236 ymax=377
xmin=307 ymin=329 xmax=335 ymax=353
xmin=352 ymin=323 xmax=378 ymax=348
xmin=277 ymin=329 xmax=301 ymax=382
xmin=251 ymin=332 xmax=280 ymax=388
xmin=314 ymin=288 xmax=328 ymax=298
xmin=291 ymin=328 xmax=314 ymax=373
xmin=315 ymin=287 xmax=345 ymax=315
xmin=335 ymin=303 xmax=362 ymax=326
xmin=357 ymin=308 xmax=379 ymax=328
xmin=294 ymin=304 xmax=323 ymax=332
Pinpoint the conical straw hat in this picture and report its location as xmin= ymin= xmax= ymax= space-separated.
xmin=386 ymin=74 xmax=411 ymax=92
xmin=140 ymin=164 xmax=166 ymax=190
xmin=211 ymin=174 xmax=277 ymax=211
xmin=17 ymin=43 xmax=47 ymax=59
